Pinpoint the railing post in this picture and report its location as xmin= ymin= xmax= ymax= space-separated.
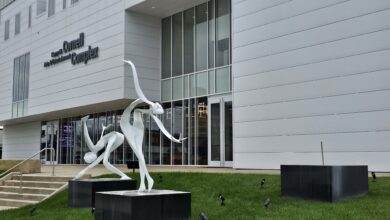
xmin=51 ymin=149 xmax=55 ymax=176
xmin=19 ymin=165 xmax=23 ymax=194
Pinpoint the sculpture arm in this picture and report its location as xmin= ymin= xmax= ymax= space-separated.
xmin=121 ymin=60 xmax=154 ymax=106
xmin=120 ymin=98 xmax=144 ymax=127
xmin=150 ymin=114 xmax=184 ymax=143
xmin=81 ymin=116 xmax=98 ymax=153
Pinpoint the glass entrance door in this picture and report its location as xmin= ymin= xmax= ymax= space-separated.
xmin=41 ymin=121 xmax=59 ymax=164
xmin=208 ymin=96 xmax=233 ymax=167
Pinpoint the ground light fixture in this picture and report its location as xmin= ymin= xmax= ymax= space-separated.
xmin=264 ymin=198 xmax=271 ymax=209
xmin=260 ymin=178 xmax=266 ymax=189
xmin=218 ymin=193 xmax=225 ymax=206
xmin=158 ymin=174 xmax=163 ymax=183
xmin=372 ymin=172 xmax=377 ymax=182
xmin=199 ymin=212 xmax=208 ymax=220
xmin=29 ymin=206 xmax=37 ymax=216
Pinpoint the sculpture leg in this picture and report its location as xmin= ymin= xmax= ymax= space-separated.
xmin=133 ymin=137 xmax=153 ymax=191
xmin=73 ymin=154 xmax=104 ymax=180
xmin=103 ymin=137 xmax=130 ymax=180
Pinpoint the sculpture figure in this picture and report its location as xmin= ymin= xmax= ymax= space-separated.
xmin=120 ymin=60 xmax=186 ymax=191
xmin=74 ymin=115 xmax=129 ymax=180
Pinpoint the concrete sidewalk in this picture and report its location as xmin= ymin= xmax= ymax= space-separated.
xmin=40 ymin=165 xmax=280 ymax=177
xmin=40 ymin=165 xmax=390 ymax=178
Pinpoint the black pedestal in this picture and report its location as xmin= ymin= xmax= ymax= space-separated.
xmin=68 ymin=178 xmax=137 ymax=208
xmin=281 ymin=165 xmax=368 ymax=202
xmin=95 ymin=190 xmax=191 ymax=220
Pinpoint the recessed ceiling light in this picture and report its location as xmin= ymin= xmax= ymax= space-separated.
xmin=151 ymin=6 xmax=156 ymax=9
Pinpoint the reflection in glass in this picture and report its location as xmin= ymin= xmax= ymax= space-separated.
xmin=184 ymin=75 xmax=189 ymax=98
xmin=196 ymin=3 xmax=208 ymax=71
xmin=162 ymin=79 xmax=171 ymax=101
xmin=172 ymin=77 xmax=183 ymax=100
xmin=197 ymin=97 xmax=208 ymax=165
xmin=161 ymin=17 xmax=171 ymax=79
xmin=143 ymin=112 xmax=150 ymax=164
xmin=183 ymin=100 xmax=189 ymax=165
xmin=208 ymin=0 xmax=215 ymax=68
xmin=216 ymin=0 xmax=230 ymax=67
xmin=190 ymin=99 xmax=196 ymax=165
xmin=161 ymin=103 xmax=172 ymax=165
xmin=211 ymin=103 xmax=220 ymax=161
xmin=225 ymin=101 xmax=233 ymax=161
xmin=173 ymin=101 xmax=183 ymax=165
xmin=190 ymin=74 xmax=196 ymax=97
xmin=196 ymin=72 xmax=208 ymax=96
xmin=209 ymin=70 xmax=215 ymax=94
xmin=216 ymin=67 xmax=230 ymax=93
xmin=172 ymin=12 xmax=183 ymax=76
xmin=184 ymin=8 xmax=194 ymax=74
xmin=150 ymin=115 xmax=161 ymax=165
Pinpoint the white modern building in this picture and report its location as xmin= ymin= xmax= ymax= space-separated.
xmin=0 ymin=0 xmax=390 ymax=171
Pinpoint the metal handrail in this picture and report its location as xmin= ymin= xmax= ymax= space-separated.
xmin=0 ymin=148 xmax=55 ymax=192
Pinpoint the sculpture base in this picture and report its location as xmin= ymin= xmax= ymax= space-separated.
xmin=68 ymin=178 xmax=136 ymax=208
xmin=95 ymin=190 xmax=191 ymax=220
xmin=281 ymin=165 xmax=368 ymax=202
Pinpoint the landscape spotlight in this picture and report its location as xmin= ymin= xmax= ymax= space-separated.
xmin=199 ymin=212 xmax=208 ymax=220
xmin=91 ymin=208 xmax=95 ymax=214
xmin=29 ymin=207 xmax=37 ymax=216
xmin=219 ymin=193 xmax=225 ymax=206
xmin=159 ymin=174 xmax=163 ymax=183
xmin=260 ymin=178 xmax=266 ymax=189
xmin=372 ymin=172 xmax=377 ymax=182
xmin=264 ymin=198 xmax=271 ymax=209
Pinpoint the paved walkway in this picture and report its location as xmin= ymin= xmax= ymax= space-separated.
xmin=40 ymin=165 xmax=390 ymax=178
xmin=40 ymin=165 xmax=280 ymax=177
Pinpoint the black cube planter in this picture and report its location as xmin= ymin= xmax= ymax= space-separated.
xmin=281 ymin=165 xmax=368 ymax=202
xmin=68 ymin=178 xmax=137 ymax=208
xmin=95 ymin=190 xmax=191 ymax=220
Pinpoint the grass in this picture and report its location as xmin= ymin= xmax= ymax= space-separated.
xmin=0 ymin=172 xmax=389 ymax=220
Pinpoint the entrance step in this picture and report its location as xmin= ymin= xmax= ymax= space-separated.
xmin=3 ymin=180 xmax=66 ymax=189
xmin=11 ymin=175 xmax=73 ymax=182
xmin=0 ymin=186 xmax=56 ymax=195
xmin=0 ymin=198 xmax=36 ymax=207
xmin=0 ymin=205 xmax=15 ymax=211
xmin=0 ymin=191 xmax=46 ymax=201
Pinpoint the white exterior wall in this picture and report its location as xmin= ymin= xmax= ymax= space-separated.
xmin=232 ymin=0 xmax=390 ymax=171
xmin=2 ymin=121 xmax=40 ymax=159
xmin=124 ymin=11 xmax=161 ymax=101
xmin=0 ymin=0 xmax=127 ymax=121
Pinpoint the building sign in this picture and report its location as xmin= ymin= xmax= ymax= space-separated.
xmin=43 ymin=33 xmax=99 ymax=67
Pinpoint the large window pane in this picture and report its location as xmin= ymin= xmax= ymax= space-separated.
xmin=162 ymin=17 xmax=171 ymax=79
xmin=197 ymin=97 xmax=208 ymax=165
xmin=216 ymin=0 xmax=230 ymax=67
xmin=143 ymin=113 xmax=150 ymax=164
xmin=172 ymin=13 xmax=182 ymax=76
xmin=184 ymin=8 xmax=194 ymax=74
xmin=211 ymin=103 xmax=220 ymax=161
xmin=196 ymin=72 xmax=207 ymax=96
xmin=162 ymin=79 xmax=171 ymax=102
xmin=161 ymin=103 xmax=172 ymax=165
xmin=183 ymin=100 xmax=189 ymax=165
xmin=225 ymin=101 xmax=233 ymax=161
xmin=184 ymin=75 xmax=189 ymax=98
xmin=196 ymin=3 xmax=208 ymax=71
xmin=189 ymin=99 xmax=196 ymax=165
xmin=208 ymin=0 xmax=215 ymax=68
xmin=172 ymin=77 xmax=183 ymax=100
xmin=215 ymin=67 xmax=230 ymax=93
xmin=173 ymin=101 xmax=183 ymax=165
xmin=190 ymin=74 xmax=196 ymax=97
xmin=150 ymin=116 xmax=161 ymax=165
xmin=209 ymin=70 xmax=215 ymax=94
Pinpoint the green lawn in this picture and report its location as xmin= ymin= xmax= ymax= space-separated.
xmin=0 ymin=172 xmax=388 ymax=220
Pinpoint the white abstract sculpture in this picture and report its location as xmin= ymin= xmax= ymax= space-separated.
xmin=74 ymin=115 xmax=129 ymax=180
xmin=120 ymin=60 xmax=186 ymax=191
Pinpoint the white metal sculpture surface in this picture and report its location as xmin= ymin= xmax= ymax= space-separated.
xmin=74 ymin=116 xmax=130 ymax=180
xmin=120 ymin=60 xmax=186 ymax=191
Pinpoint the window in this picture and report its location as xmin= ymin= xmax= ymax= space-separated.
xmin=15 ymin=13 xmax=21 ymax=35
xmin=63 ymin=0 xmax=66 ymax=9
xmin=28 ymin=5 xmax=32 ymax=27
xmin=12 ymin=53 xmax=30 ymax=118
xmin=48 ymin=0 xmax=55 ymax=17
xmin=37 ymin=0 xmax=47 ymax=16
xmin=4 ymin=19 xmax=9 ymax=40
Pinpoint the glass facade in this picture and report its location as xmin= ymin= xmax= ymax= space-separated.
xmin=160 ymin=0 xmax=231 ymax=165
xmin=40 ymin=0 xmax=231 ymax=166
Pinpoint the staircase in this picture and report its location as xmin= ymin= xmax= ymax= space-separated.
xmin=0 ymin=173 xmax=72 ymax=210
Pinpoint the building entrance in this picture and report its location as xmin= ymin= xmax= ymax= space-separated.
xmin=40 ymin=121 xmax=59 ymax=164
xmin=208 ymin=96 xmax=232 ymax=167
